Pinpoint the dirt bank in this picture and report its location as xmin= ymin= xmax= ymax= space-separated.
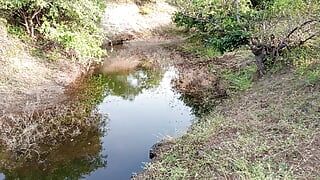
xmin=0 ymin=22 xmax=84 ymax=115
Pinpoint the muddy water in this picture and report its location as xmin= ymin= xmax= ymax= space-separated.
xmin=0 ymin=67 xmax=194 ymax=180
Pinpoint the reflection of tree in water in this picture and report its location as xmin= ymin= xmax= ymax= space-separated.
xmin=178 ymin=93 xmax=225 ymax=117
xmin=0 ymin=72 xmax=114 ymax=180
xmin=0 ymin=132 xmax=106 ymax=180
xmin=0 ymin=69 xmax=163 ymax=179
xmin=104 ymin=69 xmax=163 ymax=100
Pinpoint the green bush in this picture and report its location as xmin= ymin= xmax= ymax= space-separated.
xmin=0 ymin=0 xmax=106 ymax=63
xmin=173 ymin=0 xmax=254 ymax=53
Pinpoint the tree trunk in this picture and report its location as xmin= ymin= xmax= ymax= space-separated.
xmin=235 ymin=0 xmax=240 ymax=23
xmin=29 ymin=19 xmax=35 ymax=39
xmin=23 ymin=16 xmax=31 ymax=36
xmin=255 ymin=53 xmax=266 ymax=77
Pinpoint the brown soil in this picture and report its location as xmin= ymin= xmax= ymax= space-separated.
xmin=172 ymin=49 xmax=255 ymax=115
xmin=0 ymin=24 xmax=84 ymax=115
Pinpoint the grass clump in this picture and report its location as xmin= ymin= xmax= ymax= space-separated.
xmin=289 ymin=43 xmax=320 ymax=86
xmin=180 ymin=38 xmax=221 ymax=59
xmin=222 ymin=65 xmax=256 ymax=92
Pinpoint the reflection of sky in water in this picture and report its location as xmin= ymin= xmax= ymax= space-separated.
xmin=86 ymin=67 xmax=194 ymax=180
xmin=0 ymin=174 xmax=4 ymax=180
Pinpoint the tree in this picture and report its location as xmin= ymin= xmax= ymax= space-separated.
xmin=0 ymin=0 xmax=106 ymax=62
xmin=250 ymin=0 xmax=320 ymax=76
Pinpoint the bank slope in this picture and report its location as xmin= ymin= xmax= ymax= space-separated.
xmin=137 ymin=68 xmax=320 ymax=179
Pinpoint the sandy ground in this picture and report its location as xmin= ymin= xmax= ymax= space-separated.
xmin=102 ymin=1 xmax=176 ymax=41
xmin=0 ymin=24 xmax=83 ymax=114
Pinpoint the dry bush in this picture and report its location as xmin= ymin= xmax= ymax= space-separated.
xmin=250 ymin=0 xmax=320 ymax=75
xmin=0 ymin=102 xmax=105 ymax=159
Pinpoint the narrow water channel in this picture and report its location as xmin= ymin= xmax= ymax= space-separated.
xmin=86 ymin=67 xmax=194 ymax=179
xmin=0 ymin=67 xmax=195 ymax=180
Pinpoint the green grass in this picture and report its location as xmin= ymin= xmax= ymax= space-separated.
xmin=283 ymin=41 xmax=320 ymax=85
xmin=137 ymin=68 xmax=320 ymax=179
xmin=222 ymin=65 xmax=257 ymax=92
xmin=180 ymin=38 xmax=221 ymax=58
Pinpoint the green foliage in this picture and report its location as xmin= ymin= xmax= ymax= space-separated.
xmin=301 ymin=66 xmax=320 ymax=85
xmin=6 ymin=25 xmax=29 ymax=40
xmin=0 ymin=0 xmax=106 ymax=63
xmin=174 ymin=0 xmax=320 ymax=75
xmin=180 ymin=37 xmax=221 ymax=58
xmin=173 ymin=0 xmax=254 ymax=53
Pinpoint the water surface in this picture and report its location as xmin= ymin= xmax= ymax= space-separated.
xmin=0 ymin=67 xmax=194 ymax=180
xmin=86 ymin=67 xmax=194 ymax=179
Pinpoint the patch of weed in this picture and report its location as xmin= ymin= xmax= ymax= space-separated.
xmin=180 ymin=38 xmax=221 ymax=58
xmin=222 ymin=65 xmax=257 ymax=92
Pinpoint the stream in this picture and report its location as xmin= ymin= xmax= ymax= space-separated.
xmin=86 ymin=67 xmax=194 ymax=179
xmin=0 ymin=66 xmax=195 ymax=180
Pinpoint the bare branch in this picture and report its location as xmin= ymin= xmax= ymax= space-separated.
xmin=299 ymin=31 xmax=320 ymax=45
xmin=31 ymin=8 xmax=42 ymax=20
xmin=286 ymin=19 xmax=320 ymax=39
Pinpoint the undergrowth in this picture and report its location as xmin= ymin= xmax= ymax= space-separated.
xmin=179 ymin=37 xmax=221 ymax=59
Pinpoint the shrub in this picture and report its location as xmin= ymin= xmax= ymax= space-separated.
xmin=173 ymin=0 xmax=254 ymax=53
xmin=0 ymin=0 xmax=106 ymax=63
xmin=173 ymin=0 xmax=320 ymax=75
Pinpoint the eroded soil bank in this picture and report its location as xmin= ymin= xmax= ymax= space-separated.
xmin=135 ymin=49 xmax=320 ymax=179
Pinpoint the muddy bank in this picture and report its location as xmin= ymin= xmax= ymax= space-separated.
xmin=172 ymin=48 xmax=255 ymax=115
xmin=0 ymin=73 xmax=110 ymax=158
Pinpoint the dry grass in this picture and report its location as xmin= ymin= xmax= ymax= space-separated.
xmin=0 ymin=21 xmax=101 ymax=159
xmin=0 ymin=73 xmax=109 ymax=159
xmin=136 ymin=68 xmax=320 ymax=179
xmin=0 ymin=104 xmax=102 ymax=159
xmin=0 ymin=22 xmax=83 ymax=114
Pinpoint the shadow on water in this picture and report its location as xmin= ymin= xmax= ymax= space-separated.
xmin=0 ymin=67 xmax=195 ymax=180
xmin=0 ymin=133 xmax=106 ymax=180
